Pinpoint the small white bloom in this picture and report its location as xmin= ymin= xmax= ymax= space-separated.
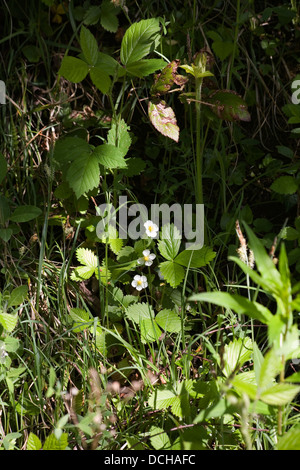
xmin=144 ymin=220 xmax=159 ymax=238
xmin=137 ymin=249 xmax=156 ymax=266
xmin=131 ymin=274 xmax=148 ymax=291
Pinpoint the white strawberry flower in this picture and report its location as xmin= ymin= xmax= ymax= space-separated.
xmin=144 ymin=220 xmax=159 ymax=238
xmin=131 ymin=274 xmax=148 ymax=291
xmin=137 ymin=249 xmax=156 ymax=266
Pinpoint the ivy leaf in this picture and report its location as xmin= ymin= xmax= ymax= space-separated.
xmin=59 ymin=56 xmax=89 ymax=83
xmin=66 ymin=152 xmax=100 ymax=198
xmin=120 ymin=18 xmax=161 ymax=65
xmin=148 ymin=100 xmax=179 ymax=142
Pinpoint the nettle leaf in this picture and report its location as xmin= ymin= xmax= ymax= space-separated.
xmin=206 ymin=90 xmax=251 ymax=122
xmin=93 ymin=144 xmax=127 ymax=169
xmin=120 ymin=18 xmax=161 ymax=65
xmin=158 ymin=223 xmax=181 ymax=260
xmin=148 ymin=100 xmax=179 ymax=142
xmin=66 ymin=152 xmax=100 ymax=198
xmin=159 ymin=261 xmax=185 ymax=288
xmin=270 ymin=175 xmax=299 ymax=195
xmin=89 ymin=66 xmax=111 ymax=94
xmin=80 ymin=26 xmax=98 ymax=66
xmin=126 ymin=59 xmax=167 ymax=78
xmin=174 ymin=246 xmax=216 ymax=268
xmin=59 ymin=56 xmax=89 ymax=83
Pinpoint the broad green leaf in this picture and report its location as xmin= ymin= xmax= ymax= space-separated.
xmin=253 ymin=341 xmax=264 ymax=386
xmin=93 ymin=144 xmax=127 ymax=168
xmin=0 ymin=228 xmax=13 ymax=242
xmin=0 ymin=312 xmax=19 ymax=332
xmin=140 ymin=317 xmax=162 ymax=343
xmin=257 ymin=348 xmax=283 ymax=391
xmin=96 ymin=52 xmax=123 ymax=77
xmin=43 ymin=433 xmax=68 ymax=450
xmin=151 ymin=60 xmax=188 ymax=95
xmin=70 ymin=308 xmax=91 ymax=333
xmin=150 ymin=426 xmax=172 ymax=450
xmin=194 ymin=398 xmax=238 ymax=423
xmin=231 ymin=372 xmax=257 ymax=400
xmin=148 ymin=100 xmax=179 ymax=142
xmin=0 ymin=153 xmax=7 ymax=185
xmin=53 ymin=136 xmax=91 ymax=163
xmin=70 ymin=265 xmax=95 ymax=281
xmin=260 ymin=383 xmax=300 ymax=406
xmin=107 ymin=119 xmax=132 ymax=157
xmin=271 ymin=175 xmax=298 ymax=195
xmin=158 ymin=223 xmax=181 ymax=260
xmin=155 ymin=309 xmax=181 ymax=333
xmin=212 ymin=40 xmax=234 ymax=60
xmin=100 ymin=0 xmax=119 ymax=33
xmin=80 ymin=26 xmax=98 ymax=66
xmin=277 ymin=425 xmax=300 ymax=450
xmin=59 ymin=56 xmax=89 ymax=83
xmin=189 ymin=291 xmax=273 ymax=324
xmin=10 ymin=205 xmax=42 ymax=223
xmin=120 ymin=18 xmax=161 ymax=65
xmin=222 ymin=337 xmax=253 ymax=377
xmin=89 ymin=66 xmax=111 ymax=94
xmin=174 ymin=246 xmax=216 ymax=268
xmin=206 ymin=90 xmax=251 ymax=122
xmin=66 ymin=152 xmax=100 ymax=198
xmin=126 ymin=59 xmax=167 ymax=78
xmin=7 ymin=285 xmax=28 ymax=307
xmin=125 ymin=302 xmax=155 ymax=324
xmin=83 ymin=5 xmax=101 ymax=25
xmin=27 ymin=433 xmax=42 ymax=451
xmin=76 ymin=247 xmax=98 ymax=268
xmin=159 ymin=260 xmax=185 ymax=288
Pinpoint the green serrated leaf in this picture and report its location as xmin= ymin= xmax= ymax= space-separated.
xmin=93 ymin=144 xmax=127 ymax=168
xmin=260 ymin=383 xmax=300 ymax=406
xmin=155 ymin=309 xmax=181 ymax=333
xmin=174 ymin=246 xmax=215 ymax=268
xmin=70 ymin=308 xmax=91 ymax=333
xmin=107 ymin=119 xmax=132 ymax=157
xmin=59 ymin=56 xmax=89 ymax=83
xmin=100 ymin=0 xmax=119 ymax=33
xmin=126 ymin=59 xmax=167 ymax=78
xmin=125 ymin=302 xmax=155 ymax=324
xmin=120 ymin=18 xmax=161 ymax=65
xmin=53 ymin=136 xmax=91 ymax=164
xmin=158 ymin=223 xmax=181 ymax=260
xmin=80 ymin=26 xmax=98 ymax=66
xmin=89 ymin=66 xmax=111 ymax=94
xmin=0 ymin=312 xmax=19 ymax=332
xmin=159 ymin=261 xmax=185 ymax=288
xmin=27 ymin=433 xmax=42 ymax=451
xmin=7 ymin=285 xmax=28 ymax=308
xmin=271 ymin=175 xmax=299 ymax=195
xmin=43 ymin=433 xmax=68 ymax=451
xmin=66 ymin=152 xmax=100 ymax=198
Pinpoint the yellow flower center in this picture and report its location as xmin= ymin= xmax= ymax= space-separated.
xmin=144 ymin=256 xmax=149 ymax=261
xmin=137 ymin=280 xmax=142 ymax=285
